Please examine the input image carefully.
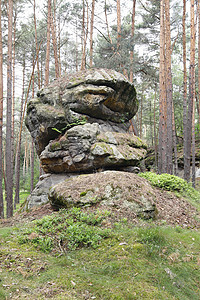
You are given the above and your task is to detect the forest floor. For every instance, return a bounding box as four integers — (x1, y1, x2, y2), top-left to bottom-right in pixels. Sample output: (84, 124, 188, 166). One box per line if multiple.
(0, 182, 200, 299)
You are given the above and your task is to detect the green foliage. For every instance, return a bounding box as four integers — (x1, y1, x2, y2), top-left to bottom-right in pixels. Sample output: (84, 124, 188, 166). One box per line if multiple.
(139, 172, 200, 210)
(18, 208, 111, 253)
(139, 172, 190, 192)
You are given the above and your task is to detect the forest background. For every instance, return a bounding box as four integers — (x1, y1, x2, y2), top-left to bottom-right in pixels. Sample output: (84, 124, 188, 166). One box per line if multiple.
(0, 0, 198, 218)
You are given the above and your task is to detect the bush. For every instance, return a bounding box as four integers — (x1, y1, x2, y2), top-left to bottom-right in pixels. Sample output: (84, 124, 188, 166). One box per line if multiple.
(139, 172, 189, 192)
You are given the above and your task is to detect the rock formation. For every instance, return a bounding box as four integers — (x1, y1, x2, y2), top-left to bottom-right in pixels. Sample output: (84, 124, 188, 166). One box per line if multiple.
(25, 68, 154, 218)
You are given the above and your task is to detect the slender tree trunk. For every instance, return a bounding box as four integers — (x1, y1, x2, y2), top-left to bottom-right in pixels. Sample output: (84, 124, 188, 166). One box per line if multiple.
(23, 140, 27, 178)
(184, 0, 196, 182)
(198, 0, 200, 136)
(75, 19, 78, 71)
(81, 0, 89, 70)
(31, 59, 35, 192)
(6, 0, 13, 218)
(45, 0, 51, 86)
(130, 0, 136, 83)
(154, 86, 158, 170)
(58, 14, 61, 75)
(192, 97, 196, 187)
(172, 102, 178, 175)
(165, 0, 173, 174)
(117, 0, 121, 51)
(158, 0, 167, 174)
(50, 0, 59, 78)
(89, 0, 95, 68)
(14, 54, 25, 207)
(0, 0, 4, 218)
(140, 91, 143, 138)
(30, 139, 34, 192)
(12, 11, 16, 172)
(33, 0, 40, 89)
(183, 0, 188, 181)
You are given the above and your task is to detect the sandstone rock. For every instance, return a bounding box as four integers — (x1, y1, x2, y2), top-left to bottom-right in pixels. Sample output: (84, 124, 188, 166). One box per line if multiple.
(25, 69, 138, 155)
(48, 171, 157, 219)
(24, 173, 75, 209)
(40, 123, 147, 173)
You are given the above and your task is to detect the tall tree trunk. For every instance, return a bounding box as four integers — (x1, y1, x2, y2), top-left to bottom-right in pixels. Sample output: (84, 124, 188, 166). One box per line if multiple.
(183, 0, 188, 181)
(154, 86, 158, 170)
(58, 14, 61, 75)
(184, 0, 196, 182)
(192, 96, 196, 187)
(165, 0, 173, 174)
(140, 91, 143, 138)
(30, 139, 34, 192)
(6, 0, 13, 218)
(33, 0, 40, 89)
(130, 0, 136, 83)
(12, 11, 16, 170)
(191, 0, 196, 187)
(116, 0, 121, 51)
(198, 0, 200, 136)
(0, 0, 4, 218)
(50, 0, 59, 78)
(172, 102, 178, 175)
(45, 0, 51, 86)
(158, 0, 167, 174)
(14, 54, 25, 207)
(89, 0, 95, 68)
(81, 0, 89, 70)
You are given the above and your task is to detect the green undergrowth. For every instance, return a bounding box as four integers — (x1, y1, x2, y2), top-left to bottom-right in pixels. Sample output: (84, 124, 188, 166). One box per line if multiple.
(18, 208, 111, 253)
(139, 172, 200, 210)
(0, 209, 200, 299)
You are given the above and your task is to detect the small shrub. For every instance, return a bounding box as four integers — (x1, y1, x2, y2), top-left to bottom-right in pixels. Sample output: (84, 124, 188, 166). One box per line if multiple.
(139, 172, 189, 192)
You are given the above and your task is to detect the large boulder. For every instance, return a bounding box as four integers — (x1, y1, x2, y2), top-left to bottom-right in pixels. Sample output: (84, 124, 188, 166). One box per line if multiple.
(49, 171, 157, 219)
(25, 69, 149, 212)
(25, 69, 138, 155)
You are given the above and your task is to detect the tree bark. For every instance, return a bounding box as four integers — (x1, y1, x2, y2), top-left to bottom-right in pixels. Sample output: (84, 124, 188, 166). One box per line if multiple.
(14, 54, 25, 207)
(0, 0, 4, 218)
(89, 0, 95, 68)
(183, 0, 188, 181)
(30, 139, 34, 192)
(165, 0, 173, 174)
(158, 0, 167, 174)
(45, 0, 51, 86)
(117, 0, 121, 51)
(6, 0, 13, 218)
(198, 0, 200, 136)
(184, 0, 196, 182)
(130, 0, 136, 83)
(81, 0, 89, 70)
(33, 0, 40, 89)
(50, 0, 59, 78)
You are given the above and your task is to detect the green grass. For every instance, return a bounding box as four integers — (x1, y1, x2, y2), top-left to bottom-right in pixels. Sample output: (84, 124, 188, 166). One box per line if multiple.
(0, 212, 200, 299)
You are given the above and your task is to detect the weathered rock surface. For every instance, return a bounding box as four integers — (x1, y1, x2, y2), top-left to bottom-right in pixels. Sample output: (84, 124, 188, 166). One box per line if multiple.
(49, 171, 157, 219)
(25, 69, 138, 155)
(24, 173, 75, 209)
(25, 69, 150, 213)
(40, 123, 147, 173)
